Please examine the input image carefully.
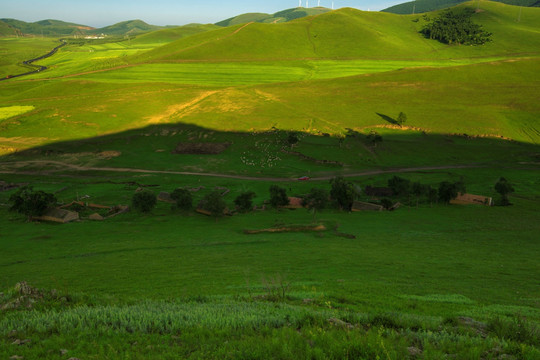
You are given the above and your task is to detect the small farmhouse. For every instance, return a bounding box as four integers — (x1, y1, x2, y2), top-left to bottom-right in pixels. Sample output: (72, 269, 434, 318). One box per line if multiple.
(351, 201, 383, 212)
(450, 193, 493, 206)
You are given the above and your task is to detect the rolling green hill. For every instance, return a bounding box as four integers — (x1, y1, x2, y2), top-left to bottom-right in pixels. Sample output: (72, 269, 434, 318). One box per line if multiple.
(0, 18, 167, 38)
(0, 20, 18, 37)
(89, 19, 163, 36)
(0, 1, 538, 148)
(136, 2, 540, 63)
(0, 18, 94, 36)
(383, 0, 540, 14)
(215, 7, 331, 26)
(0, 2, 539, 358)
(129, 24, 220, 45)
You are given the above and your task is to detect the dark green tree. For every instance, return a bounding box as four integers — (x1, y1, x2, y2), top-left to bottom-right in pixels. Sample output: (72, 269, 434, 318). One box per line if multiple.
(234, 191, 256, 213)
(132, 190, 157, 213)
(302, 188, 328, 220)
(171, 188, 193, 212)
(420, 8, 492, 45)
(380, 198, 394, 210)
(396, 112, 407, 127)
(269, 185, 289, 209)
(330, 176, 355, 211)
(367, 131, 383, 146)
(412, 182, 429, 207)
(9, 186, 57, 220)
(427, 186, 438, 207)
(438, 181, 465, 204)
(388, 176, 411, 197)
(286, 132, 299, 148)
(494, 177, 514, 206)
(202, 191, 227, 220)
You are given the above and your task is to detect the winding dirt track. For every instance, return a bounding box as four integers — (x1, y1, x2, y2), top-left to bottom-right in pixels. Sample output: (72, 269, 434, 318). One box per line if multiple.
(0, 160, 484, 182)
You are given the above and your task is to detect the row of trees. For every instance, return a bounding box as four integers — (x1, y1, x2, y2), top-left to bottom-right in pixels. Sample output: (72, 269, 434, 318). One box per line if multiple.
(7, 176, 515, 221)
(387, 175, 466, 206)
(386, 176, 515, 207)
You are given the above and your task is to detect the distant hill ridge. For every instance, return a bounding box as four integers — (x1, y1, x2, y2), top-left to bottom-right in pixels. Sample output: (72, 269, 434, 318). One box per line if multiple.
(0, 7, 331, 38)
(0, 18, 163, 37)
(0, 18, 95, 36)
(383, 0, 540, 14)
(215, 7, 332, 27)
(92, 20, 162, 36)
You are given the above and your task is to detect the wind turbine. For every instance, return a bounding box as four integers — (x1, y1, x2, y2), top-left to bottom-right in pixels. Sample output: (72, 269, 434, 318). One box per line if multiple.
(332, 1, 335, 10)
(306, 0, 309, 7)
(298, 0, 302, 7)
(318, 0, 321, 6)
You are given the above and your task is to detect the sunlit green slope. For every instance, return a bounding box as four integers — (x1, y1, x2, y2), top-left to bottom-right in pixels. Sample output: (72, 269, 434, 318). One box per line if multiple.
(130, 24, 221, 45)
(135, 2, 540, 63)
(0, 56, 537, 148)
(383, 0, 540, 14)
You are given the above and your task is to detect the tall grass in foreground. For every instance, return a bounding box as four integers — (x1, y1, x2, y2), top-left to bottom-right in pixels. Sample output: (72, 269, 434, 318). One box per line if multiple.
(1, 290, 539, 359)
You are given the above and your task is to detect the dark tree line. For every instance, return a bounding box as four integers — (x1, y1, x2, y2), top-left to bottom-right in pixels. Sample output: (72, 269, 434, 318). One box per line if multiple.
(7, 176, 515, 223)
(420, 8, 492, 45)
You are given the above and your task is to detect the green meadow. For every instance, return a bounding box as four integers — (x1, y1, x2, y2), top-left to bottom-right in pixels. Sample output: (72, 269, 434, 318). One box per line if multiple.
(0, 1, 539, 358)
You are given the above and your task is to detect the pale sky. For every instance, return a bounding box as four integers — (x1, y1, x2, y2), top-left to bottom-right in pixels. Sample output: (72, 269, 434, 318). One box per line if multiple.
(0, 0, 403, 27)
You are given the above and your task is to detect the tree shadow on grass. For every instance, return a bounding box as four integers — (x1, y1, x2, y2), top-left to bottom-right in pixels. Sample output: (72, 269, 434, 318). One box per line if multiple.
(376, 113, 398, 125)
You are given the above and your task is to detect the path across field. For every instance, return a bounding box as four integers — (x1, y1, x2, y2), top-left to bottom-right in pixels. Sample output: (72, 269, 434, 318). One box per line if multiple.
(0, 160, 485, 181)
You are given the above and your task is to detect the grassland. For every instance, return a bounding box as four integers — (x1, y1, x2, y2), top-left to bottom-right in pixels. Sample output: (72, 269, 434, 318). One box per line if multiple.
(0, 1, 539, 358)
(0, 37, 59, 78)
(0, 167, 539, 358)
(382, 0, 540, 14)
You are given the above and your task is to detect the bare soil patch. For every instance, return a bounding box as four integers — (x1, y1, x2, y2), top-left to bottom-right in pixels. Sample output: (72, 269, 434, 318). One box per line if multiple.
(244, 224, 326, 234)
(171, 142, 230, 155)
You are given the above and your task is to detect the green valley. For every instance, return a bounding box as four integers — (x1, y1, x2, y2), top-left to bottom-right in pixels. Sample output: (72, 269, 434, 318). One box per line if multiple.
(0, 1, 539, 358)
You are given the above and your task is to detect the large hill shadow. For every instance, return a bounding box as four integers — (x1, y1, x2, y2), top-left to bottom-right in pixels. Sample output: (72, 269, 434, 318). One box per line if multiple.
(1, 122, 538, 181)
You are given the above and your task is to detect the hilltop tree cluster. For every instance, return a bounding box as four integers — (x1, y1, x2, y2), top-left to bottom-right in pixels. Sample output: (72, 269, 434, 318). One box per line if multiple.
(420, 8, 492, 45)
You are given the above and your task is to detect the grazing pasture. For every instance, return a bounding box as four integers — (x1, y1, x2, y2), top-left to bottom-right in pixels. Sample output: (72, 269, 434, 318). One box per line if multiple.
(0, 1, 539, 358)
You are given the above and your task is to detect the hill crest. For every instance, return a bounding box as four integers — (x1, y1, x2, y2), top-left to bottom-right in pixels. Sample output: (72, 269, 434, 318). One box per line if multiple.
(383, 0, 540, 14)
(135, 2, 540, 63)
(215, 7, 331, 27)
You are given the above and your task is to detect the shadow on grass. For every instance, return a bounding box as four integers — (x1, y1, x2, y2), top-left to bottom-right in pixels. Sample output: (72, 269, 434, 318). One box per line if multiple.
(376, 113, 398, 125)
(0, 122, 538, 182)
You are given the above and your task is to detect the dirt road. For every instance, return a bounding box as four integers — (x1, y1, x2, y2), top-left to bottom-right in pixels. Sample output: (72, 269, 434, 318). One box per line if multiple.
(0, 160, 484, 182)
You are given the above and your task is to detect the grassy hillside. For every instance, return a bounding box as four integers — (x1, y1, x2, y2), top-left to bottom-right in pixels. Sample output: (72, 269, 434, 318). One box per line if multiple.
(0, 2, 539, 358)
(0, 18, 93, 36)
(5, 2, 539, 80)
(0, 37, 59, 78)
(0, 20, 17, 37)
(216, 7, 331, 26)
(0, 172, 538, 358)
(90, 19, 163, 36)
(383, 0, 540, 14)
(0, 18, 167, 38)
(0, 2, 537, 147)
(129, 24, 220, 45)
(0, 56, 537, 160)
(135, 2, 540, 63)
